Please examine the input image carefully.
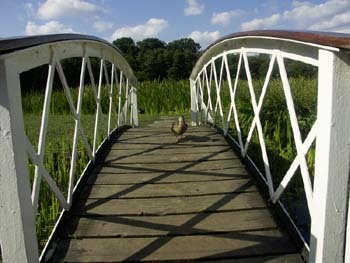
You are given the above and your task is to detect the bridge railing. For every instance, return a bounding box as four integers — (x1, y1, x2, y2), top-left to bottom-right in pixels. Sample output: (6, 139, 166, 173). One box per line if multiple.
(0, 34, 138, 262)
(190, 30, 350, 263)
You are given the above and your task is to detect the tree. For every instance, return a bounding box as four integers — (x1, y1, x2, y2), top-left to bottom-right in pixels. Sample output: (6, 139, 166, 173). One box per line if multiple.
(113, 37, 138, 71)
(112, 37, 202, 80)
(166, 38, 200, 79)
(136, 38, 167, 80)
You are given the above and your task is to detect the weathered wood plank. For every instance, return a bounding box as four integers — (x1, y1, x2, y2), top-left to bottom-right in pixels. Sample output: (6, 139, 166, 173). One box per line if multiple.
(117, 131, 223, 140)
(81, 179, 257, 199)
(73, 192, 266, 216)
(92, 160, 246, 175)
(86, 170, 249, 185)
(52, 229, 297, 262)
(109, 142, 230, 150)
(102, 145, 236, 156)
(203, 254, 303, 262)
(92, 164, 246, 175)
(101, 150, 238, 163)
(64, 209, 277, 237)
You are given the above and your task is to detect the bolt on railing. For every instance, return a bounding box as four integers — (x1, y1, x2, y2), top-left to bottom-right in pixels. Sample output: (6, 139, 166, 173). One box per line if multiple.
(0, 34, 138, 262)
(190, 30, 350, 263)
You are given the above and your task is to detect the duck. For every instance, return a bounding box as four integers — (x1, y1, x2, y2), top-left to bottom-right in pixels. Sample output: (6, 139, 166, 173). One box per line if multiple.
(171, 115, 188, 141)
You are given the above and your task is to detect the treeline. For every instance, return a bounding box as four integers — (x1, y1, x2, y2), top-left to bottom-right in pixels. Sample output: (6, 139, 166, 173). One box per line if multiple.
(113, 37, 200, 81)
(113, 37, 316, 81)
(20, 37, 317, 92)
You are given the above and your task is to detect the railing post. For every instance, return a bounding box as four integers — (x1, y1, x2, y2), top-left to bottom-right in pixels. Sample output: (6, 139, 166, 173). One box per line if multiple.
(0, 58, 39, 262)
(131, 87, 139, 127)
(190, 78, 197, 126)
(346, 195, 350, 263)
(310, 49, 350, 262)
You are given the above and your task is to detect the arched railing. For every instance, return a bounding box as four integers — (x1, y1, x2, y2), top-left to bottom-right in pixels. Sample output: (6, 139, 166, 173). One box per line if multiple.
(0, 34, 138, 262)
(190, 30, 350, 263)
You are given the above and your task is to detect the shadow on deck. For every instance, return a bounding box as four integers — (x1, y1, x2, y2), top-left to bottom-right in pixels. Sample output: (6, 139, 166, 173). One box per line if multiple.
(49, 117, 303, 262)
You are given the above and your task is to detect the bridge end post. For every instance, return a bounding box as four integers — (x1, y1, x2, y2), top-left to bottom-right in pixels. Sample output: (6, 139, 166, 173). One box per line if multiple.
(0, 58, 39, 262)
(131, 86, 139, 127)
(310, 49, 350, 263)
(190, 78, 197, 126)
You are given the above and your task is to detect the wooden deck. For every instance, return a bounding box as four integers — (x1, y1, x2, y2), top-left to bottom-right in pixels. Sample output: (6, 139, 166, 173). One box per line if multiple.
(50, 117, 303, 262)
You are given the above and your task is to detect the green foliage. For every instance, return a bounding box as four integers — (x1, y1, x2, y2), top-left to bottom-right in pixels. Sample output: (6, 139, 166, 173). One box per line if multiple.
(21, 85, 110, 115)
(113, 37, 201, 81)
(138, 80, 190, 114)
(113, 37, 138, 70)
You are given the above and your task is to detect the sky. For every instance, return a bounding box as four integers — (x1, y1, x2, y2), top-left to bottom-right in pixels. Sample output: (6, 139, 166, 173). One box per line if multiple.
(0, 0, 349, 48)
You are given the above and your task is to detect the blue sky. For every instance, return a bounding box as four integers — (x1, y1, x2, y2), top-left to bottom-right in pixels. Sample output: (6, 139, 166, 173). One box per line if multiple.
(0, 0, 349, 48)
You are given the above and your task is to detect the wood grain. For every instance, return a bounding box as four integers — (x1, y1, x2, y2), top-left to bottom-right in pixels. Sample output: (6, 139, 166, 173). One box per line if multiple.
(51, 119, 302, 262)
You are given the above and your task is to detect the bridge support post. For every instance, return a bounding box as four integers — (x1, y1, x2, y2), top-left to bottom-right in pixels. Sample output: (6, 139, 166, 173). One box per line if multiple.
(131, 86, 139, 127)
(310, 49, 350, 263)
(190, 78, 197, 126)
(0, 59, 39, 262)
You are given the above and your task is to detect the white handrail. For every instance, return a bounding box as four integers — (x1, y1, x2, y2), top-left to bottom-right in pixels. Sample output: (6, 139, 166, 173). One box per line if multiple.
(0, 34, 138, 262)
(190, 30, 350, 263)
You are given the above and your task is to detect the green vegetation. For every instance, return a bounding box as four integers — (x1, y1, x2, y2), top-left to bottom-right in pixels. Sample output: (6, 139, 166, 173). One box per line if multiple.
(113, 38, 200, 81)
(138, 80, 190, 114)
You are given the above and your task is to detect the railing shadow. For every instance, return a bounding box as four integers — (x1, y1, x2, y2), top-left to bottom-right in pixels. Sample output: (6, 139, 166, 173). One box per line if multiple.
(48, 124, 300, 262)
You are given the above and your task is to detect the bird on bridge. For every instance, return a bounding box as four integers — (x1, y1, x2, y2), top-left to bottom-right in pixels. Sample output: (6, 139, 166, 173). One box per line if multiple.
(171, 115, 188, 141)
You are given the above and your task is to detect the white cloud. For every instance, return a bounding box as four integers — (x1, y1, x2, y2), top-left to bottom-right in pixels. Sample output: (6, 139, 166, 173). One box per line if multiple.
(184, 0, 204, 16)
(240, 0, 350, 33)
(241, 14, 281, 31)
(93, 20, 113, 32)
(284, 0, 346, 22)
(189, 31, 220, 49)
(111, 18, 168, 41)
(211, 10, 243, 26)
(37, 0, 101, 20)
(309, 11, 350, 32)
(25, 21, 76, 35)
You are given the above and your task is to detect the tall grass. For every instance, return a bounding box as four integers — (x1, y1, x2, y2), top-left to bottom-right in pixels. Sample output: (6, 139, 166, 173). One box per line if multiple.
(22, 85, 111, 115)
(138, 80, 190, 114)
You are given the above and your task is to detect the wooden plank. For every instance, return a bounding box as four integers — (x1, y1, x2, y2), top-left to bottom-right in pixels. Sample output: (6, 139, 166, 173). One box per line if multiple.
(116, 136, 227, 145)
(92, 164, 246, 175)
(109, 142, 230, 150)
(204, 254, 303, 262)
(118, 131, 223, 140)
(86, 170, 249, 185)
(101, 150, 238, 163)
(52, 229, 296, 262)
(104, 145, 234, 155)
(64, 209, 277, 237)
(73, 192, 266, 216)
(92, 159, 246, 175)
(81, 179, 257, 199)
(116, 134, 228, 143)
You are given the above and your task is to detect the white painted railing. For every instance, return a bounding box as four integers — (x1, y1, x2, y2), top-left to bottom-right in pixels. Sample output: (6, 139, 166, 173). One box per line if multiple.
(190, 30, 350, 263)
(0, 34, 138, 262)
